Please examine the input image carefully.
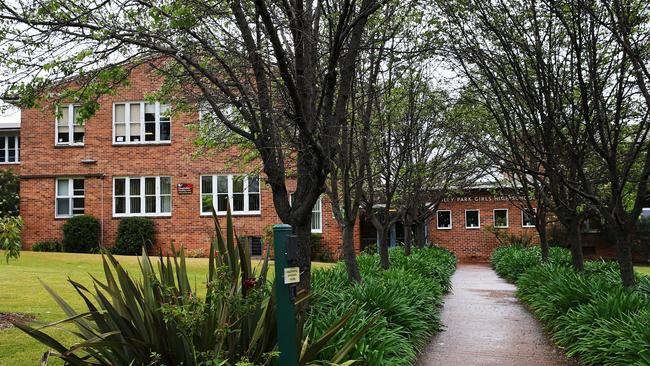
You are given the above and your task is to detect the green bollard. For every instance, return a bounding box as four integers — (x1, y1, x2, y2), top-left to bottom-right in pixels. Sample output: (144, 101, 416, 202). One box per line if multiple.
(273, 224, 299, 366)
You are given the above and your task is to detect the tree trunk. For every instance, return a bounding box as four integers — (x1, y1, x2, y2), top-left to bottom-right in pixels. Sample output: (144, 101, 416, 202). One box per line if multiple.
(415, 221, 426, 248)
(566, 220, 584, 272)
(615, 232, 635, 288)
(295, 221, 313, 292)
(378, 228, 390, 270)
(342, 224, 362, 283)
(404, 218, 413, 256)
(539, 227, 549, 262)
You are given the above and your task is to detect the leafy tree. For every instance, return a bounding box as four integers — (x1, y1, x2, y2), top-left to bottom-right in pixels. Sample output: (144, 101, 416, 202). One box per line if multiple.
(0, 0, 386, 290)
(0, 169, 19, 217)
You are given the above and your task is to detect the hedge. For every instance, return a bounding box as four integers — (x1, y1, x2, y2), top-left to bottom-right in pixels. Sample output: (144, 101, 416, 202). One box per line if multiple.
(306, 246, 457, 366)
(491, 245, 650, 365)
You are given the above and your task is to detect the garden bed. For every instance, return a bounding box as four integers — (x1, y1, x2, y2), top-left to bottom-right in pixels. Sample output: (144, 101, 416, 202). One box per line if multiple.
(491, 246, 650, 365)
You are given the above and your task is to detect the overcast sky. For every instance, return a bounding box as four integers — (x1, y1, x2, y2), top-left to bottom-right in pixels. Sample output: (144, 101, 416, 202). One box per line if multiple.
(0, 101, 20, 125)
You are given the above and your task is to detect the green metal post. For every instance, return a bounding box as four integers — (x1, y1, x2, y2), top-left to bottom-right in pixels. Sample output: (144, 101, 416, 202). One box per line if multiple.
(273, 224, 299, 366)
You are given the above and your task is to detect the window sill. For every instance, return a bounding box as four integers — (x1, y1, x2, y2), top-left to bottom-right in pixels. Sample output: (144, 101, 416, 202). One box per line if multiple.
(522, 225, 536, 228)
(200, 212, 261, 217)
(112, 141, 172, 146)
(493, 226, 509, 229)
(465, 226, 481, 229)
(54, 144, 85, 148)
(113, 214, 172, 219)
(437, 227, 452, 230)
(0, 162, 20, 165)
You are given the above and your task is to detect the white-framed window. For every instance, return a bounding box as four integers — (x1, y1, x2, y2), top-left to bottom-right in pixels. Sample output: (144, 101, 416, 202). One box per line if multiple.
(522, 208, 536, 227)
(0, 134, 19, 163)
(289, 194, 323, 233)
(465, 209, 480, 229)
(113, 176, 172, 217)
(200, 175, 260, 215)
(113, 102, 171, 144)
(437, 210, 452, 229)
(56, 178, 85, 218)
(493, 209, 509, 228)
(55, 104, 85, 145)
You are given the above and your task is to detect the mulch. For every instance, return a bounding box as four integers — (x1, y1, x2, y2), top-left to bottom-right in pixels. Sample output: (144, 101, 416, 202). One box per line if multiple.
(0, 312, 35, 330)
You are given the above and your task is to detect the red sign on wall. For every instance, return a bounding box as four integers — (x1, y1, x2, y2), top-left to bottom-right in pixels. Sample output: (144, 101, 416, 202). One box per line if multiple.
(177, 183, 193, 195)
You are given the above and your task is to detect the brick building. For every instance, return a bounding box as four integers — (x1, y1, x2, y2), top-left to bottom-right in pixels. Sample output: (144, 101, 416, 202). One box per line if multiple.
(15, 63, 359, 258)
(14, 62, 644, 262)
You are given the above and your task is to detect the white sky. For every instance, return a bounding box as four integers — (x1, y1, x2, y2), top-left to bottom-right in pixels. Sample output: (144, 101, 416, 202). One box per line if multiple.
(0, 101, 20, 125)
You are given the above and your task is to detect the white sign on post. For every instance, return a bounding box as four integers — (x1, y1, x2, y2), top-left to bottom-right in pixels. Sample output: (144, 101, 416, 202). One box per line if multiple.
(284, 267, 300, 284)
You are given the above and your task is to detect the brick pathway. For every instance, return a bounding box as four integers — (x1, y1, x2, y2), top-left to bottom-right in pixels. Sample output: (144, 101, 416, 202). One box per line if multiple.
(418, 264, 574, 366)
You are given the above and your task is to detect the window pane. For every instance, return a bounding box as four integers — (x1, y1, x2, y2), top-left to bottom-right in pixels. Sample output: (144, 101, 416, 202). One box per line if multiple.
(466, 211, 479, 228)
(115, 123, 126, 142)
(217, 176, 228, 193)
(72, 198, 85, 214)
(248, 193, 260, 211)
(248, 176, 259, 193)
(130, 178, 141, 195)
(145, 196, 156, 213)
(73, 179, 84, 194)
(115, 104, 125, 122)
(312, 212, 321, 231)
(57, 179, 69, 197)
(144, 103, 155, 121)
(217, 194, 228, 212)
(161, 196, 171, 213)
(438, 211, 451, 228)
(130, 197, 141, 213)
(523, 210, 535, 226)
(130, 122, 141, 141)
(233, 193, 244, 211)
(233, 176, 244, 193)
(8, 149, 15, 161)
(145, 177, 156, 195)
(73, 124, 84, 143)
(202, 195, 213, 213)
(160, 122, 170, 141)
(130, 103, 141, 123)
(115, 179, 126, 196)
(115, 197, 126, 214)
(59, 106, 69, 126)
(58, 126, 70, 143)
(160, 177, 171, 194)
(494, 210, 508, 227)
(201, 176, 213, 194)
(57, 198, 70, 216)
(144, 121, 156, 141)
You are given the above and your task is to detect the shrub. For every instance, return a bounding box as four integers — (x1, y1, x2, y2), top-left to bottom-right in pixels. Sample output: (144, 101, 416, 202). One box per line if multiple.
(307, 247, 456, 366)
(490, 245, 571, 283)
(32, 240, 62, 252)
(510, 258, 650, 365)
(61, 215, 100, 253)
(0, 169, 19, 217)
(0, 215, 23, 262)
(113, 217, 155, 255)
(13, 210, 368, 365)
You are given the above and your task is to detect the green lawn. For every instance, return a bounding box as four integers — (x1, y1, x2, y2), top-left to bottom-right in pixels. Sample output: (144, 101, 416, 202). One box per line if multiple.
(0, 251, 331, 366)
(637, 266, 650, 276)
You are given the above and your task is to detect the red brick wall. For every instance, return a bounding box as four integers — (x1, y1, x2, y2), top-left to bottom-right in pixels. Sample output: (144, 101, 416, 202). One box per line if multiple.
(19, 63, 357, 259)
(428, 192, 538, 262)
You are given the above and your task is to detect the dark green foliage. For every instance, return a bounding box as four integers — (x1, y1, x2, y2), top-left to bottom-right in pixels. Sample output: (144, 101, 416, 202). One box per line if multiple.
(13, 210, 368, 365)
(0, 169, 19, 217)
(61, 215, 100, 253)
(307, 247, 457, 366)
(113, 217, 155, 255)
(491, 245, 571, 282)
(496, 246, 650, 365)
(31, 240, 62, 252)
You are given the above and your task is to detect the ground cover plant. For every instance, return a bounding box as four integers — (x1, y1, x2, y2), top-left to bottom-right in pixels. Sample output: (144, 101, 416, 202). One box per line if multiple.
(491, 245, 650, 365)
(306, 246, 457, 366)
(10, 212, 363, 366)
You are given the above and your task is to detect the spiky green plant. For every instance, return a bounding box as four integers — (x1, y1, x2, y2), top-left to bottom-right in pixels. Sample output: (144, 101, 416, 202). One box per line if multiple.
(13, 209, 366, 365)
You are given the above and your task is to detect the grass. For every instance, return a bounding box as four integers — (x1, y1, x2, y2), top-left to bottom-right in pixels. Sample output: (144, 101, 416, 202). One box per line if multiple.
(637, 266, 650, 276)
(0, 251, 332, 366)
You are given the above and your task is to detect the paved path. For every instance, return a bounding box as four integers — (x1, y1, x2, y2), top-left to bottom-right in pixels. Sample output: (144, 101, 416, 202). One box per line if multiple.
(418, 264, 574, 366)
